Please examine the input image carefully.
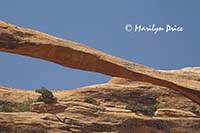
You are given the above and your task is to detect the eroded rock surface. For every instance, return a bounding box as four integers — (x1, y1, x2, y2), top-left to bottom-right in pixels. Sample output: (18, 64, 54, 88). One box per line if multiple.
(29, 102, 67, 114)
(0, 73, 200, 132)
(155, 108, 198, 118)
(0, 21, 200, 104)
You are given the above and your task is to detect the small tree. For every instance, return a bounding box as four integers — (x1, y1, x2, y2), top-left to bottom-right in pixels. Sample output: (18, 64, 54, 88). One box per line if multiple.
(35, 87, 57, 104)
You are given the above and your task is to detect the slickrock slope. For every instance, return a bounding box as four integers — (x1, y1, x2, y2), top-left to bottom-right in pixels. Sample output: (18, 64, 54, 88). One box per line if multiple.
(0, 21, 200, 104)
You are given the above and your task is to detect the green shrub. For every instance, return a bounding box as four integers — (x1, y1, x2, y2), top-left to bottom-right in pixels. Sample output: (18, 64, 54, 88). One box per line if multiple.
(0, 98, 37, 112)
(35, 87, 57, 104)
(0, 105, 13, 112)
(126, 103, 158, 116)
(84, 97, 97, 105)
(16, 98, 37, 112)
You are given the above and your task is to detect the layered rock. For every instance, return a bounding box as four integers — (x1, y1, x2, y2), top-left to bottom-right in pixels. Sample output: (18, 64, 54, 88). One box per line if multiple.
(29, 102, 67, 114)
(0, 81, 200, 133)
(0, 21, 200, 104)
(154, 108, 197, 117)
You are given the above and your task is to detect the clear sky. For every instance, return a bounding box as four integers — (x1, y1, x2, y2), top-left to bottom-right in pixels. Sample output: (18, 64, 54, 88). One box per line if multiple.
(0, 1, 199, 90)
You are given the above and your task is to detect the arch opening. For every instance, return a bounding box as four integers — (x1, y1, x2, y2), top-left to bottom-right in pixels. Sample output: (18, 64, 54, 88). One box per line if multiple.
(0, 52, 111, 90)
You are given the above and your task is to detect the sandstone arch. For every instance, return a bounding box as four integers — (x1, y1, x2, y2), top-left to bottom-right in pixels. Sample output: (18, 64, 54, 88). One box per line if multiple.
(0, 21, 200, 105)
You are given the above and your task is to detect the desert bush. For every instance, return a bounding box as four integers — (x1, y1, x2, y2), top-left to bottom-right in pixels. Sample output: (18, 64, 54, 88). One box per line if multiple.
(35, 87, 57, 104)
(125, 103, 158, 116)
(0, 105, 13, 112)
(84, 97, 97, 105)
(0, 98, 37, 112)
(16, 98, 37, 112)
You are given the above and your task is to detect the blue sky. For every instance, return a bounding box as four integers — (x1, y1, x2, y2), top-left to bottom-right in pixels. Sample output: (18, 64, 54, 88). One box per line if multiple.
(0, 1, 199, 90)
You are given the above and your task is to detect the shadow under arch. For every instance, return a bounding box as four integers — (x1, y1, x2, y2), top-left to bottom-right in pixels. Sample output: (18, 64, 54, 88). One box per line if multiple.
(0, 52, 111, 90)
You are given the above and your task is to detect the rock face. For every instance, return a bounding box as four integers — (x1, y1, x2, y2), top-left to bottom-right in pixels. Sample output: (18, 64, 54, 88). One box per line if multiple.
(29, 102, 67, 113)
(0, 21, 200, 105)
(0, 79, 200, 133)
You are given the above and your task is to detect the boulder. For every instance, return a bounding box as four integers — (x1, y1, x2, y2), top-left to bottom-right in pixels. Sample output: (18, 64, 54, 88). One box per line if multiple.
(29, 102, 67, 113)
